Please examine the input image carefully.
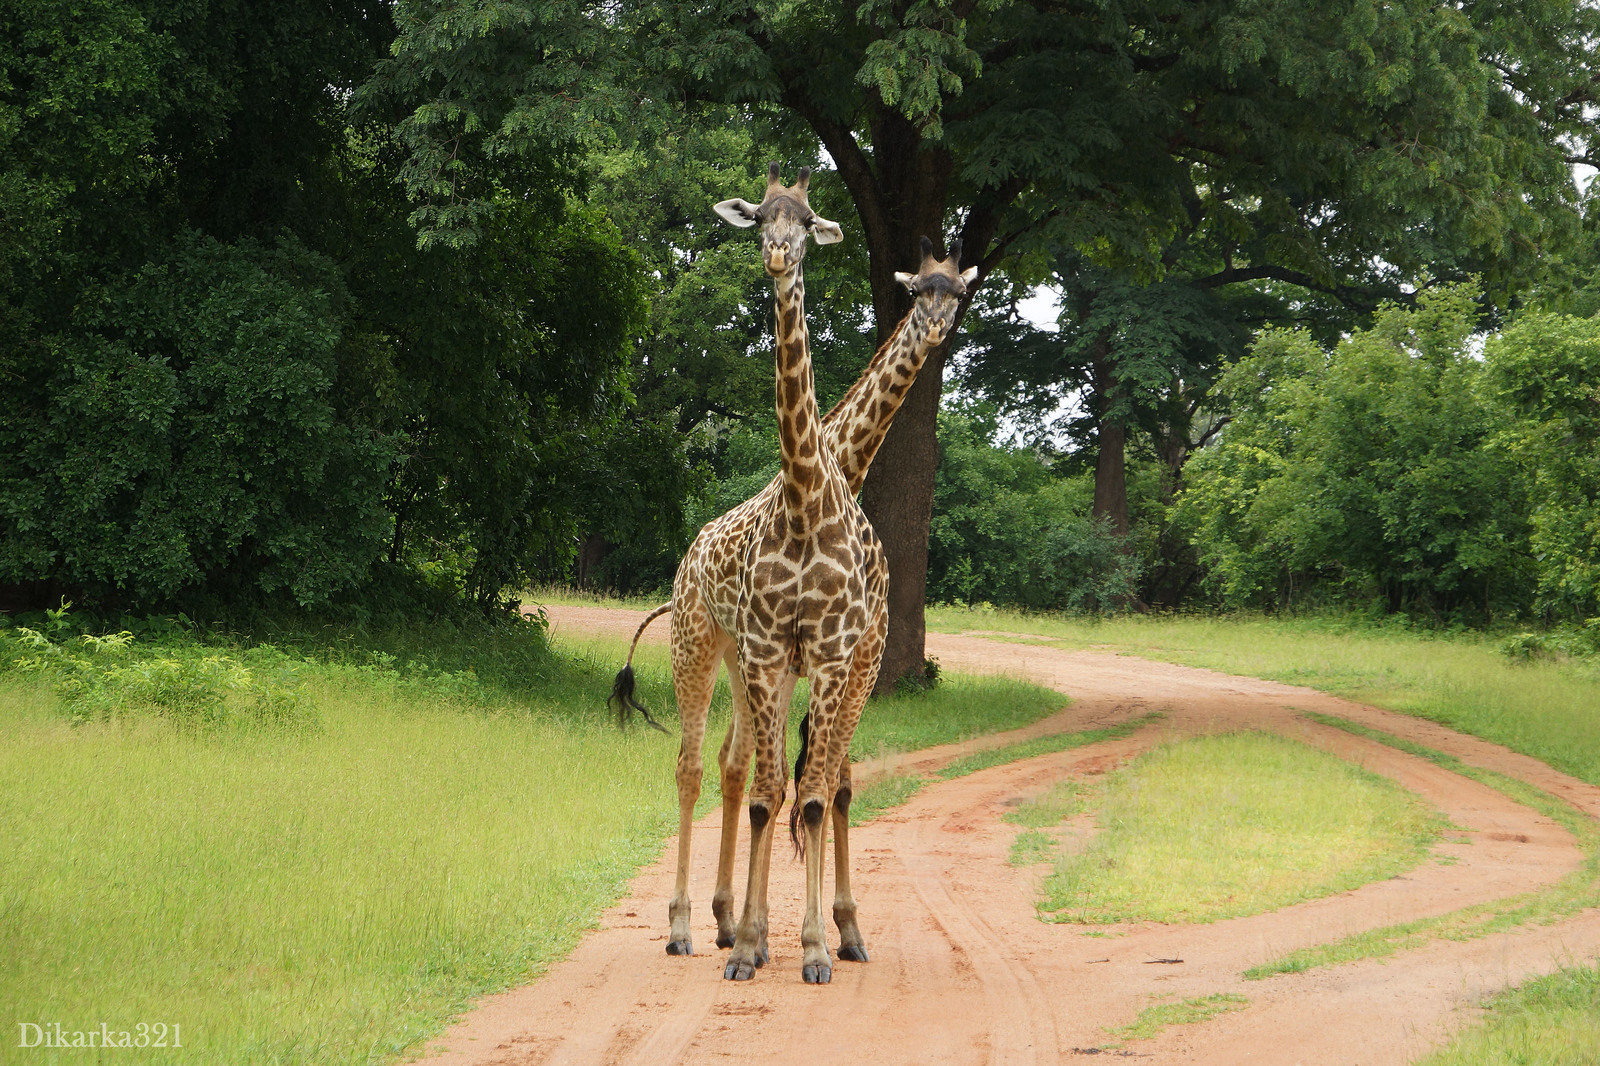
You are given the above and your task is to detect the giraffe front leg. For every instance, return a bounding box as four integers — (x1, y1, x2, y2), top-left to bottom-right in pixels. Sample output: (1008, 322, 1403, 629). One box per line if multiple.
(831, 765, 868, 963)
(665, 618, 725, 958)
(725, 795, 777, 980)
(725, 665, 791, 980)
(799, 792, 832, 983)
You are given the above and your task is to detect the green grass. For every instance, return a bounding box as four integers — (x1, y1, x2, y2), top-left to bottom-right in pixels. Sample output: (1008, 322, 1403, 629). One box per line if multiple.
(1417, 964, 1600, 1066)
(1034, 732, 1445, 924)
(1107, 993, 1249, 1042)
(1244, 714, 1600, 981)
(925, 607, 1600, 788)
(0, 664, 677, 1065)
(848, 774, 926, 826)
(937, 713, 1162, 780)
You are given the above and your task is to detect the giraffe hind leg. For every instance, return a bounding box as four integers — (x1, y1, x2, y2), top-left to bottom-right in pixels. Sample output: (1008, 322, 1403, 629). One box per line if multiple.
(795, 659, 858, 984)
(666, 598, 728, 957)
(832, 593, 884, 964)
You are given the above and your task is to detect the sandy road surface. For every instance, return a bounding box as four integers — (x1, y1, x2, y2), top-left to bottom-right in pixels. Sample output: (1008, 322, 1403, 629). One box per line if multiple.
(420, 605, 1600, 1065)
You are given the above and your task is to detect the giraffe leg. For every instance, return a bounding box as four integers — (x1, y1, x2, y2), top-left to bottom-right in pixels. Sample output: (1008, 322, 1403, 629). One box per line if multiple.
(666, 601, 728, 957)
(725, 664, 794, 981)
(831, 762, 868, 962)
(713, 647, 754, 949)
(796, 660, 855, 984)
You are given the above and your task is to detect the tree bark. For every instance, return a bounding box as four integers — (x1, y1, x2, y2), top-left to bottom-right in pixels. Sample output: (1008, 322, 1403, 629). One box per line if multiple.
(1090, 345, 1130, 538)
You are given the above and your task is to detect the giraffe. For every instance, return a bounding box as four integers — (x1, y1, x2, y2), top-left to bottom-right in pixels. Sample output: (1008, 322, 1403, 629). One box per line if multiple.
(609, 175, 975, 980)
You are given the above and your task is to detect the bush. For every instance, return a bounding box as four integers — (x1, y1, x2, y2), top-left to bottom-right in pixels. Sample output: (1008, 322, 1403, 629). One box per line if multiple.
(928, 407, 1140, 610)
(1, 608, 312, 730)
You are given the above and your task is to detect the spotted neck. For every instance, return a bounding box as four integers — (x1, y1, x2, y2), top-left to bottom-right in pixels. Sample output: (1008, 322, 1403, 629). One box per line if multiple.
(821, 300, 941, 495)
(771, 265, 826, 526)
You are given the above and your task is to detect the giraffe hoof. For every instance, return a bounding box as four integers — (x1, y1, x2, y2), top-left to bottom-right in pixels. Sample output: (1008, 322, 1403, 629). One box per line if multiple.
(665, 939, 693, 956)
(724, 960, 756, 981)
(837, 944, 869, 962)
(715, 932, 736, 949)
(802, 963, 832, 984)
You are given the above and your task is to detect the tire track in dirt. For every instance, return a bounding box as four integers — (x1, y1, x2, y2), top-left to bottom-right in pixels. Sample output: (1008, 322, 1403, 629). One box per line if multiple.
(417, 605, 1600, 1065)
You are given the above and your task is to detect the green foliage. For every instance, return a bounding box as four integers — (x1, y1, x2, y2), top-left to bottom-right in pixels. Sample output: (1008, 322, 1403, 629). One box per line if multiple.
(1483, 312, 1600, 619)
(928, 406, 1141, 610)
(1182, 284, 1532, 617)
(2, 233, 397, 606)
(0, 609, 310, 730)
(0, 1, 654, 614)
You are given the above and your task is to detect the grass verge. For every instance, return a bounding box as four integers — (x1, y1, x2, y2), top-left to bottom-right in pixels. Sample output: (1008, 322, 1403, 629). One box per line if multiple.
(1033, 732, 1445, 925)
(1107, 993, 1250, 1043)
(925, 607, 1600, 788)
(937, 713, 1162, 780)
(1416, 964, 1600, 1065)
(1242, 714, 1600, 981)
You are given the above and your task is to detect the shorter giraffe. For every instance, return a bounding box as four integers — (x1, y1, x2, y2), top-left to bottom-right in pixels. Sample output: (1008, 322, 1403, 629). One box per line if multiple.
(612, 232, 975, 976)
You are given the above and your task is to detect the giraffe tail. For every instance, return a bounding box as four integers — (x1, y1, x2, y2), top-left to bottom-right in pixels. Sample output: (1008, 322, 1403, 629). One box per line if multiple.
(608, 602, 673, 734)
(788, 710, 812, 857)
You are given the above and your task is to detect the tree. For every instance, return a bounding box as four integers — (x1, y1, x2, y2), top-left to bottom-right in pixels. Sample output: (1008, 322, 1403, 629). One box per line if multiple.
(1484, 312, 1600, 620)
(378, 0, 1596, 684)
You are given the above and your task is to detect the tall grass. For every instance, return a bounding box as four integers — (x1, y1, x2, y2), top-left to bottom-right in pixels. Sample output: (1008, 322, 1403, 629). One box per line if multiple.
(0, 677, 676, 1065)
(927, 608, 1600, 786)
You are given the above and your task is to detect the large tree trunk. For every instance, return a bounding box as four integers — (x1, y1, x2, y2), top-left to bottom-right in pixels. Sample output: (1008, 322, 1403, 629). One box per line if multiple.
(1090, 346, 1130, 537)
(859, 341, 947, 693)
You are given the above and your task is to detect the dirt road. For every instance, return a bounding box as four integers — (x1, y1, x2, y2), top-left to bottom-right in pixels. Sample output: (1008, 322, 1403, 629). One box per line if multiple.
(423, 605, 1600, 1065)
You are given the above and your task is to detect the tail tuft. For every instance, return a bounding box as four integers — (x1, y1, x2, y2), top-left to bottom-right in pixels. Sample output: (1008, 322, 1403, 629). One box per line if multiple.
(789, 711, 812, 857)
(609, 664, 669, 734)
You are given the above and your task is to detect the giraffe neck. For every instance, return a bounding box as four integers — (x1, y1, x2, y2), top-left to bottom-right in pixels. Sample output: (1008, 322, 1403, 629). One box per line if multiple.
(822, 300, 939, 495)
(771, 265, 826, 524)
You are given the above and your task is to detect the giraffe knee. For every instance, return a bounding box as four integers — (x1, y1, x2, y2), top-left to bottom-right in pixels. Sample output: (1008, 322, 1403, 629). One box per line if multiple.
(834, 785, 852, 815)
(802, 799, 825, 829)
(749, 803, 771, 832)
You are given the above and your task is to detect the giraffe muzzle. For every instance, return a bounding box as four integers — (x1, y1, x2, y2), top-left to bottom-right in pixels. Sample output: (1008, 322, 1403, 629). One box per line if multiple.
(765, 242, 791, 273)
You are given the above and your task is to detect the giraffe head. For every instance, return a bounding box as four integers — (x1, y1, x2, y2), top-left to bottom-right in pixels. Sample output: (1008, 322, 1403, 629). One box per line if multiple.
(895, 236, 980, 346)
(713, 162, 844, 276)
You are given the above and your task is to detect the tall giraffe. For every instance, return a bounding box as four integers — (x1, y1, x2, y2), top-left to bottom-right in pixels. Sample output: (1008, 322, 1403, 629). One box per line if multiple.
(610, 226, 974, 974)
(621, 162, 877, 984)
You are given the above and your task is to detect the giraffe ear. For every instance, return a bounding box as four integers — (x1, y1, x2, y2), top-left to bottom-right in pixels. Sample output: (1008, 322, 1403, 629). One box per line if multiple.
(960, 265, 980, 286)
(808, 215, 844, 245)
(713, 198, 761, 227)
(894, 271, 918, 292)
